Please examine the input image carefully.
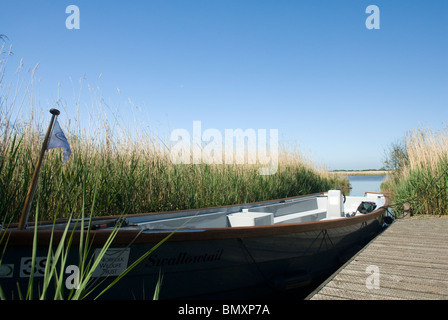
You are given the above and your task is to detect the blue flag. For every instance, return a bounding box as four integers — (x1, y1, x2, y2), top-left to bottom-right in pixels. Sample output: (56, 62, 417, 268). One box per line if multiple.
(47, 119, 71, 164)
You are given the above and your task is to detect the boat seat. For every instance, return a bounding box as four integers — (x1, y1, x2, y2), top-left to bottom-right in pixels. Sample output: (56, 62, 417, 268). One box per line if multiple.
(273, 209, 326, 224)
(139, 212, 228, 229)
(227, 210, 274, 227)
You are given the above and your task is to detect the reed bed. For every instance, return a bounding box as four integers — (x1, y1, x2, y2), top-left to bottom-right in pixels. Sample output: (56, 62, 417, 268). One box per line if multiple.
(0, 125, 348, 222)
(0, 50, 348, 223)
(381, 126, 448, 216)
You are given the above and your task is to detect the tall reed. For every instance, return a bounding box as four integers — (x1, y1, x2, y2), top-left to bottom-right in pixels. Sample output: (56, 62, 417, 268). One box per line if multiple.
(0, 46, 348, 223)
(381, 126, 448, 216)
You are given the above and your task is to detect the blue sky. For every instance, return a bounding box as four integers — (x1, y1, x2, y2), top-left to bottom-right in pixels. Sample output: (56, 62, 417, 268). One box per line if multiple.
(1, 0, 447, 170)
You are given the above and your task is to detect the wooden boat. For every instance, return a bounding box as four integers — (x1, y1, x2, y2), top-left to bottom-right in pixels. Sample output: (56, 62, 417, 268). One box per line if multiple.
(0, 190, 389, 299)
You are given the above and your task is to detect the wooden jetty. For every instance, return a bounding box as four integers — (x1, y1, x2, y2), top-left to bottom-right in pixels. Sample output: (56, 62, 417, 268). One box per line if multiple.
(308, 216, 448, 300)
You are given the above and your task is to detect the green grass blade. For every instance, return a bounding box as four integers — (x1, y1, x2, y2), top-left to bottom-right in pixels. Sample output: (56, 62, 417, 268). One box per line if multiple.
(25, 202, 40, 300)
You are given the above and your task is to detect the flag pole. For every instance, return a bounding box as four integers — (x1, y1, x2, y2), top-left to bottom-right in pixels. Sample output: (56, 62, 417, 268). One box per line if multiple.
(18, 108, 60, 230)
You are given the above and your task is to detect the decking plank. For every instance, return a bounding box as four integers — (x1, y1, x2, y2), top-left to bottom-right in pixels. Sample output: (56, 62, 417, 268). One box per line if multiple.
(308, 216, 448, 300)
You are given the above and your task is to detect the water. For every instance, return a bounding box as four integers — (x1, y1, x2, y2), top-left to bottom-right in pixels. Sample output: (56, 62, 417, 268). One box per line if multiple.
(348, 175, 387, 196)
